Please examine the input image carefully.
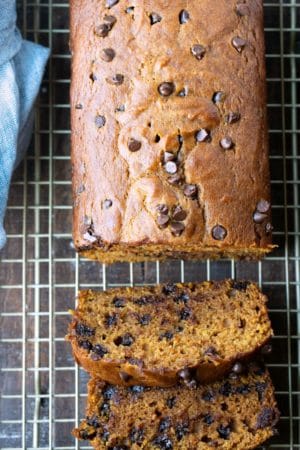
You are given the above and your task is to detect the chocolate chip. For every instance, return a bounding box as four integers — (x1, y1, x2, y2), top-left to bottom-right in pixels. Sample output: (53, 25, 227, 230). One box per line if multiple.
(120, 371, 132, 383)
(104, 14, 117, 26)
(212, 91, 226, 103)
(172, 206, 187, 221)
(165, 161, 178, 174)
(105, 313, 117, 327)
(128, 138, 142, 152)
(178, 88, 187, 97)
(126, 7, 134, 13)
(203, 414, 214, 425)
(202, 390, 214, 401)
(158, 82, 175, 97)
(220, 137, 234, 150)
(152, 435, 173, 450)
(225, 111, 241, 124)
(178, 368, 192, 381)
(204, 346, 219, 359)
(173, 291, 190, 303)
(156, 204, 169, 215)
(261, 343, 273, 355)
(112, 297, 126, 307)
(150, 12, 162, 25)
(256, 408, 277, 429)
(114, 333, 135, 346)
(256, 199, 271, 213)
(168, 174, 182, 185)
(191, 44, 206, 60)
(175, 422, 189, 441)
(232, 36, 246, 52)
(164, 152, 176, 163)
(78, 340, 93, 351)
(92, 344, 109, 358)
(75, 103, 83, 109)
(86, 414, 100, 428)
(219, 381, 232, 397)
(103, 385, 117, 400)
(212, 225, 227, 241)
(170, 221, 185, 236)
(100, 401, 110, 417)
(75, 322, 95, 337)
(159, 330, 174, 341)
(90, 72, 97, 82)
(166, 396, 176, 408)
(217, 424, 231, 439)
(255, 382, 267, 401)
(183, 184, 198, 199)
(253, 211, 268, 224)
(139, 314, 151, 325)
(130, 427, 145, 444)
(157, 214, 170, 229)
(162, 283, 176, 294)
(236, 4, 249, 16)
(232, 280, 249, 291)
(179, 307, 191, 321)
(179, 9, 190, 24)
(265, 222, 273, 234)
(232, 362, 244, 374)
(103, 199, 112, 209)
(101, 430, 110, 442)
(235, 383, 250, 395)
(79, 429, 97, 440)
(94, 23, 111, 37)
(129, 385, 145, 395)
(106, 0, 119, 8)
(101, 48, 116, 62)
(116, 104, 125, 112)
(195, 128, 210, 143)
(107, 73, 124, 85)
(95, 115, 106, 128)
(159, 417, 171, 433)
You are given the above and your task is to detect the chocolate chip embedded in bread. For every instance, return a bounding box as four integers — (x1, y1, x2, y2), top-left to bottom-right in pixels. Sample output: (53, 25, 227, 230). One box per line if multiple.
(95, 115, 106, 128)
(256, 407, 278, 429)
(195, 128, 210, 143)
(106, 73, 124, 85)
(253, 211, 268, 224)
(75, 322, 95, 337)
(104, 14, 117, 26)
(236, 4, 249, 16)
(225, 112, 241, 124)
(78, 339, 93, 351)
(75, 103, 83, 109)
(217, 424, 232, 439)
(170, 221, 185, 236)
(178, 87, 187, 97)
(103, 199, 112, 209)
(232, 36, 246, 52)
(157, 214, 170, 229)
(220, 137, 234, 150)
(106, 0, 119, 8)
(156, 204, 169, 215)
(128, 138, 142, 152)
(256, 199, 271, 213)
(179, 9, 190, 24)
(232, 362, 244, 374)
(129, 426, 145, 444)
(184, 184, 198, 199)
(94, 23, 111, 37)
(168, 174, 182, 185)
(150, 12, 162, 25)
(158, 82, 175, 97)
(158, 417, 171, 432)
(112, 297, 126, 307)
(91, 344, 109, 359)
(152, 435, 173, 450)
(265, 222, 273, 234)
(164, 152, 176, 163)
(100, 48, 116, 62)
(172, 206, 187, 221)
(212, 225, 227, 241)
(212, 91, 226, 104)
(126, 6, 134, 13)
(114, 333, 135, 346)
(165, 161, 178, 174)
(191, 44, 206, 60)
(203, 414, 214, 425)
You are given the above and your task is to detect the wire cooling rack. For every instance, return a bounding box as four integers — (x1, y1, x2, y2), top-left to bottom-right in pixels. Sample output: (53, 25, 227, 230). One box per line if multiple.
(0, 1, 299, 449)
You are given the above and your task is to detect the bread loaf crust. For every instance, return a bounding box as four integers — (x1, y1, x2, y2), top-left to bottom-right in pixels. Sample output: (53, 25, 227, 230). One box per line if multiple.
(70, 0, 273, 263)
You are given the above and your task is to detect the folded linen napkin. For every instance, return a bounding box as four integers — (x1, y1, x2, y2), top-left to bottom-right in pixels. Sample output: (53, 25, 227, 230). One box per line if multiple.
(0, 0, 49, 249)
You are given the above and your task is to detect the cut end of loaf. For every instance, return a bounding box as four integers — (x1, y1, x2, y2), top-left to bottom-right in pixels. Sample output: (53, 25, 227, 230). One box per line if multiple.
(73, 363, 279, 450)
(67, 280, 273, 386)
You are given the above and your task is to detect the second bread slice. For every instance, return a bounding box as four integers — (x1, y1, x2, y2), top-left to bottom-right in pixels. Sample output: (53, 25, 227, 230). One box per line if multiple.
(67, 280, 272, 387)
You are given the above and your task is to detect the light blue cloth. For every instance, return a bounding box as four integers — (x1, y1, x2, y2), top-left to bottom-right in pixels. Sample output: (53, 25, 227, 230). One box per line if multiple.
(0, 0, 49, 249)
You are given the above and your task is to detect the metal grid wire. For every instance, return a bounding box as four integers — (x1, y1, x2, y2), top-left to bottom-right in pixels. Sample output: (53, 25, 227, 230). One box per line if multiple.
(0, 0, 299, 448)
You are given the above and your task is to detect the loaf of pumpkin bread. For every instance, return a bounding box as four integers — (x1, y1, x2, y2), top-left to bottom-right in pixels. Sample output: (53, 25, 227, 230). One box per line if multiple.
(67, 280, 272, 387)
(70, 0, 274, 263)
(74, 362, 279, 449)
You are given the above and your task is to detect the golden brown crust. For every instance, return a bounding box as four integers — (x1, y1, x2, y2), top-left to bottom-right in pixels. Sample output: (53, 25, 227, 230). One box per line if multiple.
(66, 280, 273, 387)
(70, 0, 273, 263)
